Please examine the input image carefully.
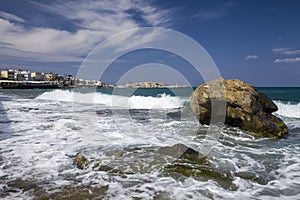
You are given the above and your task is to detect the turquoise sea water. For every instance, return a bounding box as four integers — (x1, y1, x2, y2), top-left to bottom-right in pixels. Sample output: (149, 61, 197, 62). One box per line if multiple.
(257, 87, 300, 102)
(1, 87, 299, 100)
(0, 87, 299, 199)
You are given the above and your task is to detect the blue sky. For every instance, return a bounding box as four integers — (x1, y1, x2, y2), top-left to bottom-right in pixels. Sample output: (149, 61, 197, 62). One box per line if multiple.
(0, 0, 299, 86)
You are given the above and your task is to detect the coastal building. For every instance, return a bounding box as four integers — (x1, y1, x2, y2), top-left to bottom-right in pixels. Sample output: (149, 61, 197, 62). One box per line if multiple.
(74, 78, 103, 87)
(124, 82, 168, 88)
(45, 73, 55, 81)
(30, 72, 46, 81)
(0, 68, 110, 89)
(1, 70, 15, 80)
(1, 69, 31, 81)
(44, 73, 64, 82)
(15, 70, 31, 81)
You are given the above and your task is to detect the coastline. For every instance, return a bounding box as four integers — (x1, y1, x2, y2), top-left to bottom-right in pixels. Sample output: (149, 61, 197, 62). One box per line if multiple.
(0, 80, 62, 89)
(0, 80, 189, 89)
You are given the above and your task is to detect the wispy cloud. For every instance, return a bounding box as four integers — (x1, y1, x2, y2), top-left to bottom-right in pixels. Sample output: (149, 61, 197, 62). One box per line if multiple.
(0, 0, 171, 63)
(192, 1, 233, 20)
(272, 47, 300, 64)
(31, 0, 170, 29)
(245, 55, 258, 61)
(192, 9, 227, 20)
(272, 48, 300, 56)
(274, 57, 300, 64)
(0, 11, 26, 23)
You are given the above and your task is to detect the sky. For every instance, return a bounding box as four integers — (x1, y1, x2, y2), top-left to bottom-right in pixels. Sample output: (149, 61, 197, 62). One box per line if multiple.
(0, 0, 300, 86)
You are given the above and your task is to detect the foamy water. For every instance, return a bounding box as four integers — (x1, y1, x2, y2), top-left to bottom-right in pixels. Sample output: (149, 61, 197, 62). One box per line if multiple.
(36, 90, 185, 109)
(275, 100, 300, 118)
(0, 89, 299, 199)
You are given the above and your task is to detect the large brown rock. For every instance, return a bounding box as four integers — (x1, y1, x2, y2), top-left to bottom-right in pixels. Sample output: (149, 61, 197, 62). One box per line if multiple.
(190, 78, 288, 138)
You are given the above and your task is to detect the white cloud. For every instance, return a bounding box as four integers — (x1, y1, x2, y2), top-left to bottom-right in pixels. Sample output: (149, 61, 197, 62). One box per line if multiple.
(142, 6, 171, 26)
(0, 45, 83, 62)
(0, 11, 25, 23)
(0, 0, 170, 63)
(32, 0, 169, 29)
(245, 55, 258, 61)
(274, 57, 300, 64)
(272, 48, 300, 56)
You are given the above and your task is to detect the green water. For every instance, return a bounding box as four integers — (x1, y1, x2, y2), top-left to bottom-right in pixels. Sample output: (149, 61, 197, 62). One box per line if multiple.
(257, 87, 300, 102)
(1, 87, 300, 102)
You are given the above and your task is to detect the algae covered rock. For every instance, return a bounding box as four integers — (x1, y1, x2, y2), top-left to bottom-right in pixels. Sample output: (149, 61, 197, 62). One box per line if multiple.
(73, 152, 133, 174)
(74, 153, 90, 169)
(73, 144, 235, 189)
(190, 78, 288, 138)
(157, 143, 203, 162)
(159, 144, 235, 189)
(73, 144, 205, 174)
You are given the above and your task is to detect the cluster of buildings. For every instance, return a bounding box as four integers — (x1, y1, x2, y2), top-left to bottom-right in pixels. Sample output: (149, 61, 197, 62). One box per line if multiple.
(0, 69, 186, 89)
(116, 82, 188, 88)
(0, 69, 109, 89)
(117, 82, 168, 88)
(0, 69, 65, 82)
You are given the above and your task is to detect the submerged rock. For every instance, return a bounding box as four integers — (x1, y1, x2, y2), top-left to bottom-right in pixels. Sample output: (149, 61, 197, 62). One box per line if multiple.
(159, 144, 235, 189)
(74, 152, 133, 174)
(74, 144, 235, 189)
(74, 144, 206, 173)
(74, 153, 90, 169)
(190, 78, 288, 138)
(158, 143, 202, 161)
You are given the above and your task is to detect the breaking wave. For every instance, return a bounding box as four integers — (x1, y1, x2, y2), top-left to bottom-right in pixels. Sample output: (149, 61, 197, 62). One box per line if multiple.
(274, 101, 300, 118)
(36, 90, 185, 109)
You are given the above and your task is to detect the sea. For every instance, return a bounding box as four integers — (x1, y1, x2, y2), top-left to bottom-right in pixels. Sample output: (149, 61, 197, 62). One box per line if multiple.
(0, 87, 299, 199)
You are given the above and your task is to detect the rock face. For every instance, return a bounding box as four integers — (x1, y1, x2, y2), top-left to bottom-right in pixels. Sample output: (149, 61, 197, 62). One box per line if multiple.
(190, 78, 288, 138)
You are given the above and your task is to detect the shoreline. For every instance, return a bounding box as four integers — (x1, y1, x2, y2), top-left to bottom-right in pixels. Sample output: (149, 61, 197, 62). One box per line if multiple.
(0, 80, 62, 89)
(0, 80, 189, 89)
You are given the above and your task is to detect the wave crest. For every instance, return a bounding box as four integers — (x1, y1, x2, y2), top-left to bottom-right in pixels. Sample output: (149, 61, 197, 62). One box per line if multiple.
(274, 101, 300, 118)
(36, 90, 185, 109)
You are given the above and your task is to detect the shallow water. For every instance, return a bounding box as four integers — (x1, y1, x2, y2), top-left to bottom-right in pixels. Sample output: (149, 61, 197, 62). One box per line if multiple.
(0, 88, 299, 199)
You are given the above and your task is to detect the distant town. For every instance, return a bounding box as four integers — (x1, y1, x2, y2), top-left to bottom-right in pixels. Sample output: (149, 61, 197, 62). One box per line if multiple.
(0, 69, 188, 89)
(0, 69, 112, 89)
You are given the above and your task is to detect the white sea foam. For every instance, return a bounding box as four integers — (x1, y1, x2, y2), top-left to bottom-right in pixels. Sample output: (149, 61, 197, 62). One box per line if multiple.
(1, 91, 300, 199)
(36, 90, 185, 109)
(274, 101, 300, 118)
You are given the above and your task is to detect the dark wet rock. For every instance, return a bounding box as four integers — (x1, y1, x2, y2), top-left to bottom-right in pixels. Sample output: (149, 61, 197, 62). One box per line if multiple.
(73, 144, 207, 173)
(3, 178, 108, 200)
(74, 153, 90, 169)
(73, 144, 236, 189)
(44, 185, 109, 200)
(159, 144, 235, 189)
(234, 171, 270, 185)
(158, 143, 205, 163)
(5, 178, 41, 193)
(166, 111, 181, 120)
(190, 78, 288, 138)
(73, 152, 134, 175)
(162, 163, 235, 190)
